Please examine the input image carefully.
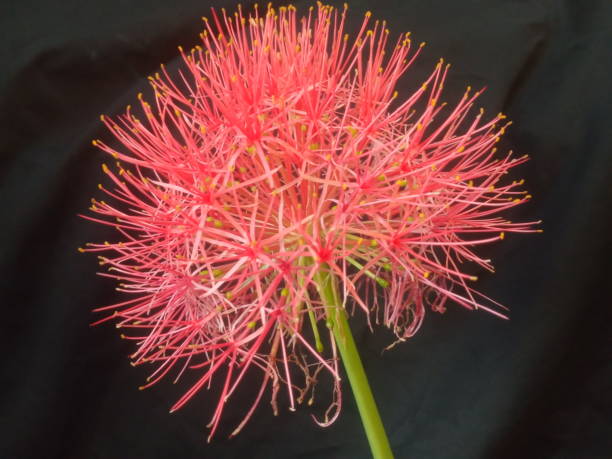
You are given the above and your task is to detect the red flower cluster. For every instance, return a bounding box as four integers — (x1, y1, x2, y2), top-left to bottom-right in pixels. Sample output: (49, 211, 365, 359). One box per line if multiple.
(82, 3, 538, 439)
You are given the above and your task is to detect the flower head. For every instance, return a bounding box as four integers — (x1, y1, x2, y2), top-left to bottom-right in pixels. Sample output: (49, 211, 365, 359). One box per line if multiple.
(82, 3, 538, 439)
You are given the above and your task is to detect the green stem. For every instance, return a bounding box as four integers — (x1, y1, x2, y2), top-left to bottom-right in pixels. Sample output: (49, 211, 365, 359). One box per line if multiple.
(313, 267, 394, 459)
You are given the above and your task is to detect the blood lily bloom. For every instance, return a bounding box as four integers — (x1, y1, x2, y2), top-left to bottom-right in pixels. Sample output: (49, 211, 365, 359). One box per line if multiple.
(81, 2, 539, 455)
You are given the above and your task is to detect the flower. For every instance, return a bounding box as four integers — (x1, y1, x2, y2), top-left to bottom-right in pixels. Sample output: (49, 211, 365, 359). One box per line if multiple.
(81, 3, 538, 440)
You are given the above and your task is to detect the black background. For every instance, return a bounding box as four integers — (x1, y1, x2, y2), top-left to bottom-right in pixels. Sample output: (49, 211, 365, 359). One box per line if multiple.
(2, 1, 611, 458)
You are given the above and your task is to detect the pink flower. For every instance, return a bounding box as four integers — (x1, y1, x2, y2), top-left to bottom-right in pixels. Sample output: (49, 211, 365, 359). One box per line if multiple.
(81, 3, 538, 440)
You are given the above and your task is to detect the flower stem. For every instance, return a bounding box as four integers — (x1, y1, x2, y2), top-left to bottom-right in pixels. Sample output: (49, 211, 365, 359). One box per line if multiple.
(314, 267, 394, 459)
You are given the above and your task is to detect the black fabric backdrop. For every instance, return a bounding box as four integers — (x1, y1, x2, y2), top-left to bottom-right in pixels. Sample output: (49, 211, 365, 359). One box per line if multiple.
(2, 1, 611, 458)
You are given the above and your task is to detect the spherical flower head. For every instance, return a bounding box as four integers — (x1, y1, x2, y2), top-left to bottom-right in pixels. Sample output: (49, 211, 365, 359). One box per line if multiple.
(82, 3, 539, 440)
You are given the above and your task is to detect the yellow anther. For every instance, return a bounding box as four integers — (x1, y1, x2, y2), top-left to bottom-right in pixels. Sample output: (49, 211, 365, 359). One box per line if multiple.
(370, 239, 378, 247)
(423, 271, 431, 278)
(102, 163, 109, 173)
(376, 278, 389, 288)
(396, 179, 407, 187)
(77, 247, 85, 253)
(281, 287, 289, 297)
(500, 232, 505, 240)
